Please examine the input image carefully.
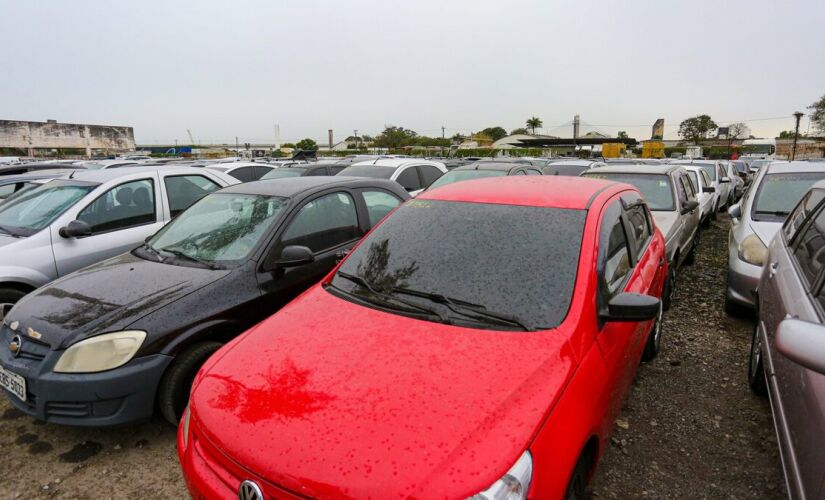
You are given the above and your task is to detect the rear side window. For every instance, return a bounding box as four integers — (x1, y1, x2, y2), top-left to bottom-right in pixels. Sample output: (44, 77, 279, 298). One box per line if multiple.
(229, 167, 256, 182)
(253, 166, 275, 180)
(78, 179, 156, 234)
(396, 168, 422, 191)
(793, 206, 825, 287)
(306, 167, 329, 176)
(624, 203, 652, 255)
(785, 190, 825, 242)
(280, 192, 360, 254)
(417, 165, 444, 187)
(164, 175, 221, 217)
(598, 201, 632, 300)
(362, 190, 403, 227)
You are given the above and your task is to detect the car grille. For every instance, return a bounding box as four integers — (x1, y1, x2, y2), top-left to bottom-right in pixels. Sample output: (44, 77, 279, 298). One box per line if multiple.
(3, 324, 49, 361)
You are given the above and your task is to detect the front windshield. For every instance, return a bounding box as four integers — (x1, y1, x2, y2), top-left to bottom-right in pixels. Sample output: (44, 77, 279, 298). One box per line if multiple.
(337, 166, 395, 179)
(0, 180, 97, 236)
(329, 199, 585, 330)
(427, 170, 505, 190)
(147, 193, 288, 264)
(261, 169, 306, 180)
(752, 172, 825, 221)
(584, 173, 675, 211)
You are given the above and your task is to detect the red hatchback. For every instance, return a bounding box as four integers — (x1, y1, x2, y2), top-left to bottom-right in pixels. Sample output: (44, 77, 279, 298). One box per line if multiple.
(178, 176, 667, 499)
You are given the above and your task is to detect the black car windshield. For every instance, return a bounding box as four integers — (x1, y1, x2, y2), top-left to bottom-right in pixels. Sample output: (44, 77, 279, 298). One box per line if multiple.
(329, 199, 585, 330)
(147, 193, 288, 265)
(584, 173, 675, 211)
(543, 165, 589, 176)
(0, 180, 97, 236)
(337, 166, 395, 179)
(427, 170, 505, 190)
(752, 172, 825, 221)
(261, 168, 306, 180)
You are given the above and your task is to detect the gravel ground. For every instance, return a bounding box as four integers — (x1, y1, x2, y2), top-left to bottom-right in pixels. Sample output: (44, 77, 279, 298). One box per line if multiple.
(0, 218, 784, 499)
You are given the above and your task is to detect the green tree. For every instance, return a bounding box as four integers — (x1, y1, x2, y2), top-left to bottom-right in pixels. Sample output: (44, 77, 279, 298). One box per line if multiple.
(809, 95, 825, 134)
(617, 130, 629, 139)
(479, 126, 507, 142)
(678, 115, 718, 145)
(526, 117, 543, 134)
(374, 126, 418, 149)
(295, 138, 318, 151)
(281, 142, 296, 149)
(451, 133, 466, 143)
(510, 127, 529, 135)
(777, 130, 808, 139)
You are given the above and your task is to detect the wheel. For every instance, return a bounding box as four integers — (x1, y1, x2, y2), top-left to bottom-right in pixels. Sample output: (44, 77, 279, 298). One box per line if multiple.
(642, 300, 663, 361)
(158, 341, 223, 425)
(684, 235, 699, 266)
(662, 267, 676, 311)
(748, 325, 768, 397)
(564, 453, 590, 500)
(0, 287, 26, 306)
(701, 212, 711, 229)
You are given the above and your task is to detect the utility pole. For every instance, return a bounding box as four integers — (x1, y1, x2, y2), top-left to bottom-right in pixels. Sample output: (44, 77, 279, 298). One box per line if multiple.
(354, 129, 358, 150)
(792, 111, 804, 161)
(441, 126, 445, 139)
(235, 136, 239, 157)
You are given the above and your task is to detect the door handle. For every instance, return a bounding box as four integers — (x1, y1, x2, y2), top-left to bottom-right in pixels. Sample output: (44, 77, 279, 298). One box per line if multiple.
(768, 261, 778, 278)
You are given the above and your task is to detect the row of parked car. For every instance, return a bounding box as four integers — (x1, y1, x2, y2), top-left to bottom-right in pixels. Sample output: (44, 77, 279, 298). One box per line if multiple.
(0, 153, 820, 498)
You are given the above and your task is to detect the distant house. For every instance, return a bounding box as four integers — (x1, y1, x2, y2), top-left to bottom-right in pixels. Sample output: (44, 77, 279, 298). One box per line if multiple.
(491, 134, 559, 149)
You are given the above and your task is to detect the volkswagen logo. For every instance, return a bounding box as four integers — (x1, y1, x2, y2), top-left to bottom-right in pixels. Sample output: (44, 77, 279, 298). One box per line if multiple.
(238, 480, 264, 500)
(9, 335, 22, 357)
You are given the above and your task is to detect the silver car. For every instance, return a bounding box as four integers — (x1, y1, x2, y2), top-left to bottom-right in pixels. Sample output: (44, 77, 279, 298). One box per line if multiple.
(0, 166, 238, 304)
(726, 161, 825, 310)
(673, 159, 733, 213)
(583, 164, 701, 309)
(749, 179, 825, 498)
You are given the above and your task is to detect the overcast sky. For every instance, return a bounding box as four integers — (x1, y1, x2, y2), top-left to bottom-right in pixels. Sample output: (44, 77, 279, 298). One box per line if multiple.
(2, 0, 823, 144)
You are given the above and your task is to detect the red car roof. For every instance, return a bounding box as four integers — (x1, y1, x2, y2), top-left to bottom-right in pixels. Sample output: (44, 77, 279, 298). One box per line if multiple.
(418, 175, 622, 210)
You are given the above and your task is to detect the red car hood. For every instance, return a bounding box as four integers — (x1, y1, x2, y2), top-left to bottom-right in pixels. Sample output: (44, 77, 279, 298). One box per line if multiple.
(192, 286, 577, 499)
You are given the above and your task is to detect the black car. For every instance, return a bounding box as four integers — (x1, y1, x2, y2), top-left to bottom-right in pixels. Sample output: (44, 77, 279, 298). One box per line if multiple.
(260, 162, 349, 179)
(426, 161, 542, 191)
(0, 177, 409, 426)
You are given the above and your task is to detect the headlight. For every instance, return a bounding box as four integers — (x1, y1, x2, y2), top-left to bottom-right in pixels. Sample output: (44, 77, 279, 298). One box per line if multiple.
(182, 405, 192, 449)
(469, 451, 532, 500)
(737, 234, 767, 266)
(53, 330, 146, 373)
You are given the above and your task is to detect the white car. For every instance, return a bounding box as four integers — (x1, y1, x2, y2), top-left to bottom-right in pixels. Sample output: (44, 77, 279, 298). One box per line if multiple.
(682, 165, 716, 227)
(673, 160, 732, 213)
(337, 159, 448, 196)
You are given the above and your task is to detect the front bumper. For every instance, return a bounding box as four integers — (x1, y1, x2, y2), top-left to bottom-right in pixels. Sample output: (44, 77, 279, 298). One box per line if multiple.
(0, 335, 172, 426)
(726, 234, 762, 308)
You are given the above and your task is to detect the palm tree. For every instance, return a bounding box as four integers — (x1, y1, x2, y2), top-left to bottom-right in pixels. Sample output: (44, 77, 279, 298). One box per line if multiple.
(526, 116, 543, 135)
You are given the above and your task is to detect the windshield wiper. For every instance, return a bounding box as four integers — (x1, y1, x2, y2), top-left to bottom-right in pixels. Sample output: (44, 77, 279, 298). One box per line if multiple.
(334, 271, 450, 323)
(754, 210, 789, 216)
(0, 225, 23, 238)
(159, 247, 221, 270)
(391, 286, 534, 331)
(141, 242, 163, 262)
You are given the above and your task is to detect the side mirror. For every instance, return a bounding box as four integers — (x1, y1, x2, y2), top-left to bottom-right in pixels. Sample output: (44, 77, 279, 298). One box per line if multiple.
(721, 177, 731, 183)
(58, 220, 92, 239)
(702, 186, 716, 193)
(776, 319, 825, 375)
(680, 200, 699, 215)
(602, 293, 660, 322)
(277, 245, 315, 268)
(728, 203, 742, 219)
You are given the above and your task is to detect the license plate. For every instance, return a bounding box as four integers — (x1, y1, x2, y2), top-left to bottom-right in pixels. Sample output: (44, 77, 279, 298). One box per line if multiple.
(0, 365, 26, 402)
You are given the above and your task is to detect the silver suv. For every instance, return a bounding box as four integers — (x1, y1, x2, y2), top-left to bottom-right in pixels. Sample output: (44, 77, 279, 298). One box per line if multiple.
(749, 179, 825, 498)
(583, 164, 701, 309)
(726, 161, 825, 310)
(0, 166, 238, 304)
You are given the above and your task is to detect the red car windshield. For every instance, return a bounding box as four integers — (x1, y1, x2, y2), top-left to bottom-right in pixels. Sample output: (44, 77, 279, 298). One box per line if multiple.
(329, 199, 586, 330)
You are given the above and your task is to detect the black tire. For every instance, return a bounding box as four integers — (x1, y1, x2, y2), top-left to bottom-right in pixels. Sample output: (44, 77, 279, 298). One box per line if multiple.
(701, 213, 711, 229)
(662, 267, 675, 311)
(565, 453, 590, 500)
(158, 341, 223, 425)
(642, 301, 663, 362)
(748, 325, 768, 397)
(0, 287, 26, 305)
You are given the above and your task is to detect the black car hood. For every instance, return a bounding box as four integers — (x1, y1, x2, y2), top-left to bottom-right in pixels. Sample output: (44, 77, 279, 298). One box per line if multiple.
(8, 252, 229, 349)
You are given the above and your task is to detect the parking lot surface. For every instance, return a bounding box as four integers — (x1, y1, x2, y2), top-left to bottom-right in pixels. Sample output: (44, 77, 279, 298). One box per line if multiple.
(0, 219, 784, 499)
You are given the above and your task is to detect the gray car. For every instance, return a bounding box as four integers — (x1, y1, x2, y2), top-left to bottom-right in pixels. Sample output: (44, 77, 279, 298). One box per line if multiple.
(583, 164, 701, 309)
(0, 166, 238, 304)
(726, 161, 825, 310)
(749, 179, 825, 499)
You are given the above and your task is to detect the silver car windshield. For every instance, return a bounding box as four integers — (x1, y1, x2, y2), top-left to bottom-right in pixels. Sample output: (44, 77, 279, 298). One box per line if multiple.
(0, 180, 97, 236)
(584, 173, 675, 211)
(147, 193, 289, 265)
(753, 172, 825, 221)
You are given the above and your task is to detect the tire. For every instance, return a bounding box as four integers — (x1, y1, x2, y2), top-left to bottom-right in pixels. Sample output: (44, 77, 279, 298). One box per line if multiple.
(662, 267, 676, 311)
(642, 300, 663, 362)
(0, 288, 26, 305)
(564, 453, 590, 500)
(158, 341, 223, 425)
(701, 212, 711, 229)
(748, 325, 768, 397)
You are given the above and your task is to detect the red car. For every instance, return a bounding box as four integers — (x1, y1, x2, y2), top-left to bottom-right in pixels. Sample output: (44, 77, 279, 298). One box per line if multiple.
(178, 176, 667, 499)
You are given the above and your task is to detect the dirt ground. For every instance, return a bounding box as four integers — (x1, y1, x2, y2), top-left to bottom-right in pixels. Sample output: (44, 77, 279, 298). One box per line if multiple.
(0, 218, 784, 499)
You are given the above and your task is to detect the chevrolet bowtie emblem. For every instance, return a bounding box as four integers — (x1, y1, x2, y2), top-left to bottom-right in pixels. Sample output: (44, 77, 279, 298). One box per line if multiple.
(9, 335, 21, 357)
(26, 327, 42, 340)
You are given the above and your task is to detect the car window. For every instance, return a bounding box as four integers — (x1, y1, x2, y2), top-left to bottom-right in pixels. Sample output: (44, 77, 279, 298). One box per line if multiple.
(598, 201, 632, 298)
(0, 182, 35, 199)
(700, 170, 712, 188)
(687, 172, 699, 194)
(253, 166, 275, 180)
(78, 179, 156, 234)
(624, 202, 651, 256)
(396, 167, 422, 191)
(0, 180, 97, 236)
(279, 192, 360, 254)
(306, 167, 329, 176)
(417, 165, 444, 187)
(682, 175, 696, 198)
(675, 176, 688, 206)
(229, 167, 255, 182)
(362, 190, 403, 227)
(793, 205, 825, 288)
(785, 189, 825, 242)
(718, 165, 726, 181)
(328, 165, 347, 175)
(164, 175, 221, 217)
(752, 172, 825, 222)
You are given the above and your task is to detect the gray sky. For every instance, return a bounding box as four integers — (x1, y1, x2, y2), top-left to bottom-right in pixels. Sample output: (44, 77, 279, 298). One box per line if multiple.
(2, 0, 824, 144)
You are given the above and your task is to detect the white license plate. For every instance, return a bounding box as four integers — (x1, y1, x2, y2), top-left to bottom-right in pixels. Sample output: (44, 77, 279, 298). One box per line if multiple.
(0, 365, 26, 402)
